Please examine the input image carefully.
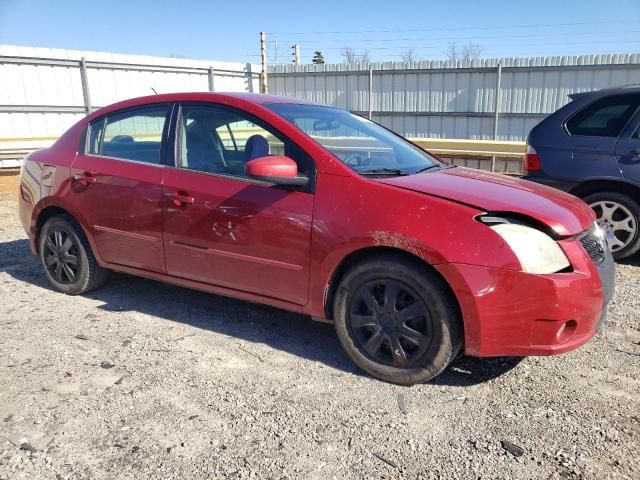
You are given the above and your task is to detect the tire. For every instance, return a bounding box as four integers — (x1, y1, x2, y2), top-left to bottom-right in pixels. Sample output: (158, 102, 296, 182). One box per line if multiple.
(583, 191, 640, 260)
(39, 214, 110, 295)
(333, 254, 463, 385)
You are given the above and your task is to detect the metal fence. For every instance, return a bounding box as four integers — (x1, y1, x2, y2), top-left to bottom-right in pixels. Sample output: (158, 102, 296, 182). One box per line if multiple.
(4, 48, 640, 172)
(269, 53, 640, 142)
(0, 45, 260, 166)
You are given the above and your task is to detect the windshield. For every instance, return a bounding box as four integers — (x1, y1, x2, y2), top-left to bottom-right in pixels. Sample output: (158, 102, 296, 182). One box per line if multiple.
(265, 103, 443, 176)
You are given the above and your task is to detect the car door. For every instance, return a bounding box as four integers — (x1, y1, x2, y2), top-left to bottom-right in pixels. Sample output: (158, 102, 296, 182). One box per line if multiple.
(564, 93, 640, 179)
(70, 104, 171, 273)
(615, 105, 640, 182)
(161, 103, 315, 305)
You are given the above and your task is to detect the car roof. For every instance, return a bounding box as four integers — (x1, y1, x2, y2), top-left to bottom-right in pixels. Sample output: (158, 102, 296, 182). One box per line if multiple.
(87, 92, 325, 121)
(199, 92, 321, 105)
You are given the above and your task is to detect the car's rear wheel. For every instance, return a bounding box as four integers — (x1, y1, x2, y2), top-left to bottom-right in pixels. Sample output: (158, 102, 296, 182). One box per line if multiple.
(333, 254, 463, 385)
(584, 192, 640, 260)
(39, 214, 110, 295)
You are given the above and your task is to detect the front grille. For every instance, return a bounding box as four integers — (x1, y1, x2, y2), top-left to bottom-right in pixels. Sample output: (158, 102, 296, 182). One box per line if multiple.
(578, 226, 606, 265)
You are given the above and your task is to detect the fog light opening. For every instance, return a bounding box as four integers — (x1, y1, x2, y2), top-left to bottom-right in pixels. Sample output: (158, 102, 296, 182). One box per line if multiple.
(556, 320, 577, 343)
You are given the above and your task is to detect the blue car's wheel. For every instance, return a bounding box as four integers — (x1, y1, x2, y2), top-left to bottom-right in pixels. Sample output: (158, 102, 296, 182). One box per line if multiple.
(585, 192, 640, 260)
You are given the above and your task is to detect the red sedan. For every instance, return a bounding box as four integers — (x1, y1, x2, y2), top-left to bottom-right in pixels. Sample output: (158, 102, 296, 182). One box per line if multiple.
(18, 93, 615, 385)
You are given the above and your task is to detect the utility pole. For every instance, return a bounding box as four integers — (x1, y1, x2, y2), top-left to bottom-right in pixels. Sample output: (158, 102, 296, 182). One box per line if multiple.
(260, 32, 268, 94)
(260, 32, 268, 93)
(291, 44, 300, 65)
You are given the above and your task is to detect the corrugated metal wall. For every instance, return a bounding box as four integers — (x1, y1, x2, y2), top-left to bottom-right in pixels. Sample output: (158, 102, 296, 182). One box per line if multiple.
(269, 54, 640, 141)
(0, 45, 260, 139)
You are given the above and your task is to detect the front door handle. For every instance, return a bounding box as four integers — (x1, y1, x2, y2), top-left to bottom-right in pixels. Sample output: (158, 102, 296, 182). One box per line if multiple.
(72, 173, 97, 186)
(165, 192, 195, 206)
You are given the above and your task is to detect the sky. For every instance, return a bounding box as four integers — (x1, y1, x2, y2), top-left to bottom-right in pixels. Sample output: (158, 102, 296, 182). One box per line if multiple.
(1, 0, 639, 64)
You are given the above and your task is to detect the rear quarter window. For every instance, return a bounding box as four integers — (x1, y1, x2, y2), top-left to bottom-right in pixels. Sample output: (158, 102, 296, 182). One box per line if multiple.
(566, 94, 640, 137)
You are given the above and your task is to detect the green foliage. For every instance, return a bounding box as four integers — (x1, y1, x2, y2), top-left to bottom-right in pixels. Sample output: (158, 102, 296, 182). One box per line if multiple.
(312, 51, 325, 64)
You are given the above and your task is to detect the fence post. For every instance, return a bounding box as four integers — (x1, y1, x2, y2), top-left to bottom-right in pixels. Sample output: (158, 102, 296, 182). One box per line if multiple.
(491, 61, 502, 172)
(368, 67, 373, 119)
(79, 57, 92, 113)
(208, 67, 215, 92)
(245, 63, 255, 93)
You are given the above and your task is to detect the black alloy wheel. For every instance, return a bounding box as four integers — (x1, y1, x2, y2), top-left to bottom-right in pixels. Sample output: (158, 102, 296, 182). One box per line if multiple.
(39, 214, 110, 295)
(333, 253, 463, 385)
(348, 279, 432, 368)
(43, 228, 80, 284)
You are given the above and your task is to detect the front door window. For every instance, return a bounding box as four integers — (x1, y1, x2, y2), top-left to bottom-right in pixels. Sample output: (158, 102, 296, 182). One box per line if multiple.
(176, 105, 314, 184)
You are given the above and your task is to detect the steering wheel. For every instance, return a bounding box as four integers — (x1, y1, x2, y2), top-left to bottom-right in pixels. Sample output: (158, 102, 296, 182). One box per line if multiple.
(343, 153, 364, 167)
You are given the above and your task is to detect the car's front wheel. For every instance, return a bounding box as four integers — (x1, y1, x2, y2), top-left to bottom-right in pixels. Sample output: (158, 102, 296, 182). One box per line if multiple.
(39, 214, 110, 295)
(584, 191, 640, 260)
(333, 254, 463, 385)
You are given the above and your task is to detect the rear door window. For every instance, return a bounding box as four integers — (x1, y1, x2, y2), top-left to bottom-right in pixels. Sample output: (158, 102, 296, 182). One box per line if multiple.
(87, 105, 169, 164)
(566, 94, 640, 137)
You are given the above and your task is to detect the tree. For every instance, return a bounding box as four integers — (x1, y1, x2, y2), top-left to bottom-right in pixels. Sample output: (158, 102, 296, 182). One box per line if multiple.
(401, 49, 416, 63)
(312, 51, 325, 64)
(342, 47, 357, 63)
(461, 42, 483, 60)
(445, 42, 483, 61)
(341, 47, 370, 64)
(444, 42, 458, 61)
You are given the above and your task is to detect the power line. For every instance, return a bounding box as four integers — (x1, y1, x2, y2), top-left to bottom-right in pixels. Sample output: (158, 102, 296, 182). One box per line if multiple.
(279, 39, 640, 53)
(245, 44, 640, 59)
(372, 47, 640, 58)
(244, 47, 639, 62)
(271, 30, 640, 45)
(245, 35, 639, 61)
(266, 20, 639, 36)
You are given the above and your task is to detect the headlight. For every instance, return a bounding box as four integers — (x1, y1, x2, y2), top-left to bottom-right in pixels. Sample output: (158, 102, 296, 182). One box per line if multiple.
(490, 222, 570, 274)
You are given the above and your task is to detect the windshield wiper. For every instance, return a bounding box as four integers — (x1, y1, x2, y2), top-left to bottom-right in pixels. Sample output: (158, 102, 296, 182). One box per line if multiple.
(358, 168, 409, 176)
(415, 164, 443, 174)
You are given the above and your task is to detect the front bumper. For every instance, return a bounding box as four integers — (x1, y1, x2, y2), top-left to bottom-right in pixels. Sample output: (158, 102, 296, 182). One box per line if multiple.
(436, 237, 614, 357)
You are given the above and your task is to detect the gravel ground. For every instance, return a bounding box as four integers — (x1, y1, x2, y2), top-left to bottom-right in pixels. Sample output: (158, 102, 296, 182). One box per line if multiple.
(0, 192, 638, 480)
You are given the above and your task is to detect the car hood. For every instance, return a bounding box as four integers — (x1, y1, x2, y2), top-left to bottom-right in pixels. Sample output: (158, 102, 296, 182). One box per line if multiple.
(376, 167, 595, 236)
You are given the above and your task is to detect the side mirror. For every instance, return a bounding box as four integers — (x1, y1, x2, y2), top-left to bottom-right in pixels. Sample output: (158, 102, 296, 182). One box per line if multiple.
(245, 155, 309, 187)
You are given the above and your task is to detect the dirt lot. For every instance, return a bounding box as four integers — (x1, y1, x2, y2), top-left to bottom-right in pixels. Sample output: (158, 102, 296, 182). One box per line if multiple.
(0, 191, 638, 480)
(0, 171, 20, 195)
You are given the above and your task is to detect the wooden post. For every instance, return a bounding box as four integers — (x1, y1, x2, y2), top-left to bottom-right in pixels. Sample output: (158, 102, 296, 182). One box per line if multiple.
(293, 44, 300, 65)
(260, 32, 268, 94)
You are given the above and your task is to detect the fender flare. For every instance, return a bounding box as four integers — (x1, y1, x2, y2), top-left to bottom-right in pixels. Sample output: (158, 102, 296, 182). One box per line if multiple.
(31, 197, 105, 265)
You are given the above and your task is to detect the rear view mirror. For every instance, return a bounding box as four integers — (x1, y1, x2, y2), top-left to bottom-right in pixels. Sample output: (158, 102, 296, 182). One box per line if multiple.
(245, 155, 309, 187)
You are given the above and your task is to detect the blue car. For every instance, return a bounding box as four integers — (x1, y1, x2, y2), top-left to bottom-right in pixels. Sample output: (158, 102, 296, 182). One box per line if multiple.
(524, 87, 640, 260)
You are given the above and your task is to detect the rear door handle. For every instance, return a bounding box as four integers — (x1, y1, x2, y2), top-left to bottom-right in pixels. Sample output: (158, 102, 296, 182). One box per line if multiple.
(165, 192, 195, 206)
(72, 173, 97, 186)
